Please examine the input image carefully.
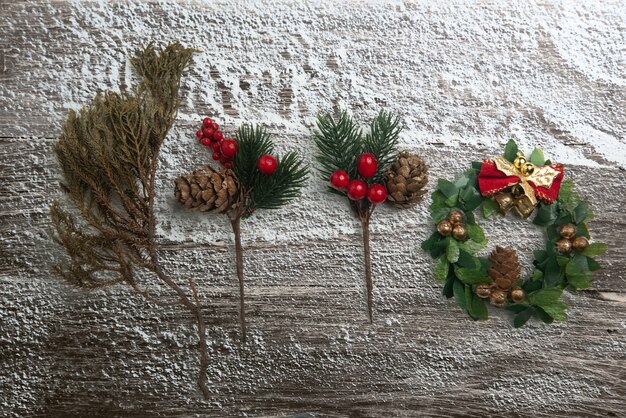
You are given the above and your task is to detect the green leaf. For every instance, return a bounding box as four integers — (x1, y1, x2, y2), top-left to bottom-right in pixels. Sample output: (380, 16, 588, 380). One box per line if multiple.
(482, 199, 498, 219)
(581, 242, 608, 257)
(587, 257, 601, 272)
(421, 232, 439, 252)
(459, 185, 483, 212)
(543, 257, 562, 287)
(431, 207, 451, 223)
(466, 223, 487, 244)
(529, 148, 545, 165)
(453, 280, 467, 311)
(437, 179, 458, 199)
(540, 300, 568, 321)
(471, 161, 483, 170)
(458, 239, 487, 255)
(455, 267, 491, 285)
(434, 256, 449, 282)
(565, 258, 592, 289)
(535, 307, 555, 324)
(442, 274, 455, 298)
(513, 308, 534, 328)
(557, 179, 581, 212)
(572, 201, 590, 224)
(446, 238, 460, 263)
(531, 269, 543, 281)
(528, 288, 563, 306)
(457, 249, 479, 269)
(504, 139, 519, 162)
(533, 203, 557, 226)
(466, 288, 489, 320)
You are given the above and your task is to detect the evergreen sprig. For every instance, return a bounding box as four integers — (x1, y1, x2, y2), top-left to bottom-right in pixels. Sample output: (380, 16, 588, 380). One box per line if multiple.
(313, 110, 363, 181)
(50, 43, 213, 399)
(233, 124, 308, 214)
(313, 109, 401, 195)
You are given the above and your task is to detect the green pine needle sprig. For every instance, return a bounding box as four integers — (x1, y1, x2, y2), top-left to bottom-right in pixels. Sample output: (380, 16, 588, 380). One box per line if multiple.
(233, 124, 308, 215)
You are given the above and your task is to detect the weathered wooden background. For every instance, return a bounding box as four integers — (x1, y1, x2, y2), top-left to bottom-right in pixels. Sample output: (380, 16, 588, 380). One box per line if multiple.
(1, 1, 625, 416)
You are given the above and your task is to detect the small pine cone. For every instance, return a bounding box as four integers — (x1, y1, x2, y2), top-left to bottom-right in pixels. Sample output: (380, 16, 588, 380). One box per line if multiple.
(487, 246, 521, 290)
(385, 151, 428, 208)
(174, 165, 240, 213)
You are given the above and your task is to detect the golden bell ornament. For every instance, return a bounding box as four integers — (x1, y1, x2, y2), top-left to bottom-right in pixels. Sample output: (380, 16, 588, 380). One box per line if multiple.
(511, 184, 525, 197)
(514, 156, 527, 169)
(555, 238, 573, 254)
(452, 224, 468, 241)
(448, 210, 464, 225)
(559, 223, 577, 240)
(510, 287, 526, 303)
(495, 193, 514, 213)
(521, 162, 535, 176)
(475, 284, 492, 298)
(437, 220, 453, 236)
(489, 289, 507, 307)
(514, 196, 536, 219)
(572, 236, 589, 251)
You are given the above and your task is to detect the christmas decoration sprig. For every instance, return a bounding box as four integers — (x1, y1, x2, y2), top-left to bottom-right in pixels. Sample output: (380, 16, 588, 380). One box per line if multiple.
(313, 110, 428, 321)
(175, 120, 308, 341)
(422, 139, 607, 327)
(50, 44, 214, 398)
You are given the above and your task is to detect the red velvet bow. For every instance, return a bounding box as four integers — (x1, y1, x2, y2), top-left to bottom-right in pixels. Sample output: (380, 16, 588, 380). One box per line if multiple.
(478, 157, 564, 204)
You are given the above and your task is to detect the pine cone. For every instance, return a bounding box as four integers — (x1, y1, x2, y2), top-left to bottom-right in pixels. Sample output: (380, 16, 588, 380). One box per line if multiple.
(487, 246, 521, 290)
(386, 151, 428, 208)
(174, 166, 240, 213)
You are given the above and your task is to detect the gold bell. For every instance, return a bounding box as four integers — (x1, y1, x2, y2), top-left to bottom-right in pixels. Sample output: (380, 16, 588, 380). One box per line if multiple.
(514, 156, 527, 169)
(521, 162, 535, 176)
(511, 184, 525, 197)
(495, 193, 514, 213)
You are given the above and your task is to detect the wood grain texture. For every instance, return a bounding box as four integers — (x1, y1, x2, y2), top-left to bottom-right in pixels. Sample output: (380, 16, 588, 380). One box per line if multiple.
(1, 1, 625, 417)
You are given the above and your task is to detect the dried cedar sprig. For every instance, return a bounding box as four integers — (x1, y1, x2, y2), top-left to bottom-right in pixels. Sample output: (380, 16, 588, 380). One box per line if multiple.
(50, 43, 212, 399)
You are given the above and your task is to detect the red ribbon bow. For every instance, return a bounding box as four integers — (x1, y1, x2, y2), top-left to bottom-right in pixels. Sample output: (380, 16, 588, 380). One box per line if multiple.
(478, 157, 564, 204)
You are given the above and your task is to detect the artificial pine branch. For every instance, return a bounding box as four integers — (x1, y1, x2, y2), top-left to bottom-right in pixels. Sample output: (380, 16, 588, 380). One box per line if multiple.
(175, 122, 308, 342)
(313, 109, 404, 322)
(50, 43, 213, 399)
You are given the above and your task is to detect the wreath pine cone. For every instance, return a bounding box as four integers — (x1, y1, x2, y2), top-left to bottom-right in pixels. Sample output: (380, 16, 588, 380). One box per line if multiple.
(487, 246, 521, 291)
(174, 165, 240, 213)
(386, 151, 428, 208)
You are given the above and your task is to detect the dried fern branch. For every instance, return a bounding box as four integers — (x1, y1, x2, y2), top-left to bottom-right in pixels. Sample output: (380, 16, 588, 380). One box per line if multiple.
(50, 43, 212, 399)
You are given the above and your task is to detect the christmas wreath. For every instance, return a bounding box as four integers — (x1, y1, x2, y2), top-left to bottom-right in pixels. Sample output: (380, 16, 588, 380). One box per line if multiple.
(421, 139, 607, 327)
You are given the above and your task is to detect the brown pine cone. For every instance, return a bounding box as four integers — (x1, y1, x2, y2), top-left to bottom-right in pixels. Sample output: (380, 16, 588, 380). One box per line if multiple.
(385, 151, 428, 208)
(487, 246, 521, 290)
(174, 165, 240, 213)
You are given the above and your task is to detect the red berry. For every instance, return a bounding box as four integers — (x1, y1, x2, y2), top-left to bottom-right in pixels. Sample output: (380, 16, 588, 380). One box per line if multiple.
(200, 137, 212, 146)
(213, 131, 223, 141)
(223, 162, 233, 169)
(357, 153, 377, 178)
(329, 170, 350, 190)
(219, 155, 231, 164)
(367, 184, 387, 204)
(211, 122, 219, 131)
(212, 152, 221, 160)
(346, 179, 367, 200)
(203, 128, 214, 138)
(202, 117, 213, 127)
(257, 154, 278, 175)
(221, 139, 239, 158)
(211, 142, 221, 152)
(196, 129, 204, 138)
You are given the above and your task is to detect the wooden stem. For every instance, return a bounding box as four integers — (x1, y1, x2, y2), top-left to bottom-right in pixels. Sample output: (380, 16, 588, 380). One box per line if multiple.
(230, 215, 247, 343)
(361, 215, 373, 323)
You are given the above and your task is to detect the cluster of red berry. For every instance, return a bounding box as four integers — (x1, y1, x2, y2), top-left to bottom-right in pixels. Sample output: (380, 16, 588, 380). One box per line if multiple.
(196, 117, 238, 169)
(329, 153, 387, 204)
(196, 117, 278, 175)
